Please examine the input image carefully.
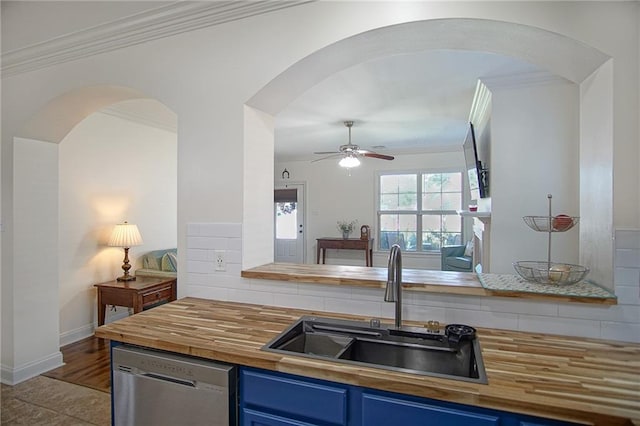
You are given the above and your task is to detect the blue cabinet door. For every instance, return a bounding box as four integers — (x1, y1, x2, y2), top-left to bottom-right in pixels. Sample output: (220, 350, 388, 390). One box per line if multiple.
(241, 368, 348, 426)
(242, 408, 316, 426)
(361, 393, 500, 426)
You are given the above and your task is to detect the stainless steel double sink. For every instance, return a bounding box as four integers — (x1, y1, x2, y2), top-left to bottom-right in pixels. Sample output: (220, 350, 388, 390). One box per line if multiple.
(263, 316, 487, 384)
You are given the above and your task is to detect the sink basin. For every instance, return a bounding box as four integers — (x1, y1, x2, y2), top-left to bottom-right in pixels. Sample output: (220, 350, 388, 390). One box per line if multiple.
(263, 316, 487, 384)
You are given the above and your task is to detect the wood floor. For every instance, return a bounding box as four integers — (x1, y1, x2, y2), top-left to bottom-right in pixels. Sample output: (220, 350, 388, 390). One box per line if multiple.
(43, 336, 111, 393)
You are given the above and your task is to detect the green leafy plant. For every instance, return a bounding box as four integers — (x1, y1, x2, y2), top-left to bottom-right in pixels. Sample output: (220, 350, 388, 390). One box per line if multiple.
(337, 220, 358, 234)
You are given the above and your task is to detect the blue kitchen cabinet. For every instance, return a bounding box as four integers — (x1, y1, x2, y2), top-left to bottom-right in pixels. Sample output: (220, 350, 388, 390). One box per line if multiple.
(239, 367, 579, 426)
(242, 408, 318, 426)
(241, 368, 348, 426)
(361, 392, 499, 426)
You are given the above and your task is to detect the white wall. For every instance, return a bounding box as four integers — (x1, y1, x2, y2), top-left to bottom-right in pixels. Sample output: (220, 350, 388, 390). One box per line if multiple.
(276, 151, 466, 270)
(5, 138, 62, 383)
(1, 1, 639, 381)
(490, 79, 580, 274)
(579, 61, 614, 288)
(58, 107, 177, 345)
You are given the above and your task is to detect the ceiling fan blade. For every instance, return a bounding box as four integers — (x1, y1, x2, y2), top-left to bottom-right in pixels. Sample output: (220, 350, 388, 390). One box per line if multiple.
(313, 151, 341, 154)
(311, 153, 342, 163)
(364, 152, 394, 161)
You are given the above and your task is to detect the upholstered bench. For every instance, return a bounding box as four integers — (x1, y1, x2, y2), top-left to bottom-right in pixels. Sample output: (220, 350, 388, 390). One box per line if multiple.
(135, 248, 177, 278)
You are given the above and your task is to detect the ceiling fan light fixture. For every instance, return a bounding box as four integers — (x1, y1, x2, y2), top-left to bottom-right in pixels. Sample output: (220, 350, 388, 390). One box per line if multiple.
(339, 154, 360, 168)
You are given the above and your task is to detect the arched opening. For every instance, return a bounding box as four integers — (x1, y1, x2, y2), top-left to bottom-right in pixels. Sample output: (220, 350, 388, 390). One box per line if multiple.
(243, 18, 613, 286)
(5, 85, 177, 383)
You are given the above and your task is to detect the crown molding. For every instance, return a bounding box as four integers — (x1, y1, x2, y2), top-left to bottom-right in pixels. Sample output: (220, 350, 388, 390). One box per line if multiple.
(100, 106, 177, 134)
(1, 1, 313, 77)
(480, 70, 571, 90)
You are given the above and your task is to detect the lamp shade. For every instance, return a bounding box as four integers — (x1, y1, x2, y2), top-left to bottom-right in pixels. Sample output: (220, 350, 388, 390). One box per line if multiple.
(108, 222, 143, 248)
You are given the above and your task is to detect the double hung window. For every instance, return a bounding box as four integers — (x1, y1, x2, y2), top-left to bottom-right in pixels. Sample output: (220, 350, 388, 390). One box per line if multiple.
(378, 171, 463, 252)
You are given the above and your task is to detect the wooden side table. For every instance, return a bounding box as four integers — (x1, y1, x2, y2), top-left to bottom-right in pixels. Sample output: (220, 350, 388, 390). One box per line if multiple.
(94, 276, 177, 326)
(316, 237, 374, 267)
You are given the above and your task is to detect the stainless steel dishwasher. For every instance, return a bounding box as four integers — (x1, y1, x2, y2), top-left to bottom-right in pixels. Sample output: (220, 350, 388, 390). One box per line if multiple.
(112, 345, 237, 426)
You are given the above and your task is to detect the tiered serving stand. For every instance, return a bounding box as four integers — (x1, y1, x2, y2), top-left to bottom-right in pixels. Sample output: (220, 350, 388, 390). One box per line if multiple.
(513, 194, 589, 285)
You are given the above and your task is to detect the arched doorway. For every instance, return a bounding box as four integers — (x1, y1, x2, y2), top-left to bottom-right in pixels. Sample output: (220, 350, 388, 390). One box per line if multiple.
(242, 18, 612, 285)
(4, 85, 177, 384)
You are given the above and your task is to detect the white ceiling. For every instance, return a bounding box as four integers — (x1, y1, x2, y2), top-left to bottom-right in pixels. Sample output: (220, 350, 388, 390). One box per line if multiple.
(274, 49, 541, 162)
(103, 49, 543, 161)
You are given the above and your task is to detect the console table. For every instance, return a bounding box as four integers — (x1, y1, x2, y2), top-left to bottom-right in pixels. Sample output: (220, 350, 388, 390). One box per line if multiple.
(316, 238, 374, 267)
(94, 276, 177, 326)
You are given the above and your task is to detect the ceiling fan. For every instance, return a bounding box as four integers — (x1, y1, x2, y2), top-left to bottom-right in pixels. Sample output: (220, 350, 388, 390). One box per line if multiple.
(313, 121, 394, 168)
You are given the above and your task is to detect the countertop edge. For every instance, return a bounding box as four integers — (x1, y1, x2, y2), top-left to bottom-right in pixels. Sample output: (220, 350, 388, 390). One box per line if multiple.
(241, 263, 617, 305)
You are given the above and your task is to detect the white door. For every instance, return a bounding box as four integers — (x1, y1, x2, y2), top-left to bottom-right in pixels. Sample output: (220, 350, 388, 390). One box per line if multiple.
(274, 184, 305, 263)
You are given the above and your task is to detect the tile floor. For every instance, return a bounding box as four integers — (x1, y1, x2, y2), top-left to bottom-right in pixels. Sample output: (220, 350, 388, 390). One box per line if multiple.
(1, 376, 110, 425)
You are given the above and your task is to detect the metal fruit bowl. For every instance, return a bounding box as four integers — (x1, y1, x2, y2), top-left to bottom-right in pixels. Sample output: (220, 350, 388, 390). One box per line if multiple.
(513, 261, 589, 285)
(523, 216, 579, 233)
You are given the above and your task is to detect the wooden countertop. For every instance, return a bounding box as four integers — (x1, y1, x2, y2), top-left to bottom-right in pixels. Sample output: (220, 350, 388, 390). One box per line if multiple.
(95, 298, 639, 425)
(241, 263, 617, 305)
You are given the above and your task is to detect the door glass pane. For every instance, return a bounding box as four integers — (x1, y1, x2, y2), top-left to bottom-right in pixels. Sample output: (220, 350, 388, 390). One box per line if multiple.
(275, 202, 297, 239)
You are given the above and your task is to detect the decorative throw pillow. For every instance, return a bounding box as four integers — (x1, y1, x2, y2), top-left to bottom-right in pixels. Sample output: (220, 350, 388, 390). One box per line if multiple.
(143, 254, 160, 270)
(161, 252, 178, 272)
(463, 240, 474, 257)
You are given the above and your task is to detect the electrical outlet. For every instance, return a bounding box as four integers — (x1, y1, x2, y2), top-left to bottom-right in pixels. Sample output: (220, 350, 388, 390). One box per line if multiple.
(215, 250, 226, 271)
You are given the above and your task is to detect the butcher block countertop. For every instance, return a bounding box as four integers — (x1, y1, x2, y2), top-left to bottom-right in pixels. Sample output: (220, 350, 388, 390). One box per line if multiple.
(241, 263, 617, 305)
(95, 298, 639, 425)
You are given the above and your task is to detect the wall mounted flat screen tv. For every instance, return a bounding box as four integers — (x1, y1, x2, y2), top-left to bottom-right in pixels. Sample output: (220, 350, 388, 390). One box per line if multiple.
(463, 122, 488, 200)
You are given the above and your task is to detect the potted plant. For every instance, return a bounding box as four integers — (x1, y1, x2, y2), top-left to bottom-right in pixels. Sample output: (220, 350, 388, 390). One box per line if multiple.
(337, 220, 358, 239)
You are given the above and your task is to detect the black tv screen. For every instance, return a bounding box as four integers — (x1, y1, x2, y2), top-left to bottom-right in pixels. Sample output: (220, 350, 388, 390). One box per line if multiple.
(463, 122, 487, 200)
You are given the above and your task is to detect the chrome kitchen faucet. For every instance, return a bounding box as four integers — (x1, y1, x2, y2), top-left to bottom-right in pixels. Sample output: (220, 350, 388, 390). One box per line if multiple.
(384, 244, 403, 329)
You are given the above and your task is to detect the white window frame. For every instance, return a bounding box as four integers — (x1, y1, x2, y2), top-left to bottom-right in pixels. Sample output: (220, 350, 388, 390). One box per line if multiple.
(375, 168, 468, 253)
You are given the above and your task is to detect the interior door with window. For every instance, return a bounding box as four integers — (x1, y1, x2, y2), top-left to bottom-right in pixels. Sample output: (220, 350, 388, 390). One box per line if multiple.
(274, 184, 305, 263)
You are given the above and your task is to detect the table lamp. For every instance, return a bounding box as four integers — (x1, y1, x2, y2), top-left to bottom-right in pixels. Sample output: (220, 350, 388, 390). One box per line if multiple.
(108, 221, 143, 281)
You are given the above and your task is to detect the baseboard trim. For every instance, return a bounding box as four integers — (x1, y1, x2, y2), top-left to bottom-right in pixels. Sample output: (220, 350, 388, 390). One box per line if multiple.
(1, 351, 64, 385)
(59, 324, 95, 347)
(59, 310, 130, 347)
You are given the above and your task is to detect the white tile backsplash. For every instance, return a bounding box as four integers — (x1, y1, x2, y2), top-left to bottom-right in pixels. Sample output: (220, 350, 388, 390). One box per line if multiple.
(351, 287, 385, 302)
(615, 249, 640, 267)
(517, 315, 601, 339)
(481, 298, 558, 316)
(324, 297, 382, 317)
(403, 304, 446, 323)
(558, 304, 640, 323)
(447, 308, 519, 330)
(298, 283, 351, 299)
(614, 285, 640, 305)
(227, 288, 275, 306)
(185, 224, 640, 343)
(615, 266, 640, 286)
(600, 321, 640, 343)
(189, 285, 230, 301)
(271, 293, 325, 311)
(249, 279, 299, 294)
(615, 230, 640, 249)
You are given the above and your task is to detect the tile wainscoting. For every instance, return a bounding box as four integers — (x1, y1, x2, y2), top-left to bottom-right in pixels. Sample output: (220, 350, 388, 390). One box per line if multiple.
(186, 224, 640, 343)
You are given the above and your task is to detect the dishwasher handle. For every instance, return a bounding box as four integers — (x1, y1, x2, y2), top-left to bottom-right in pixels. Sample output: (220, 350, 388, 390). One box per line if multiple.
(142, 372, 196, 388)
